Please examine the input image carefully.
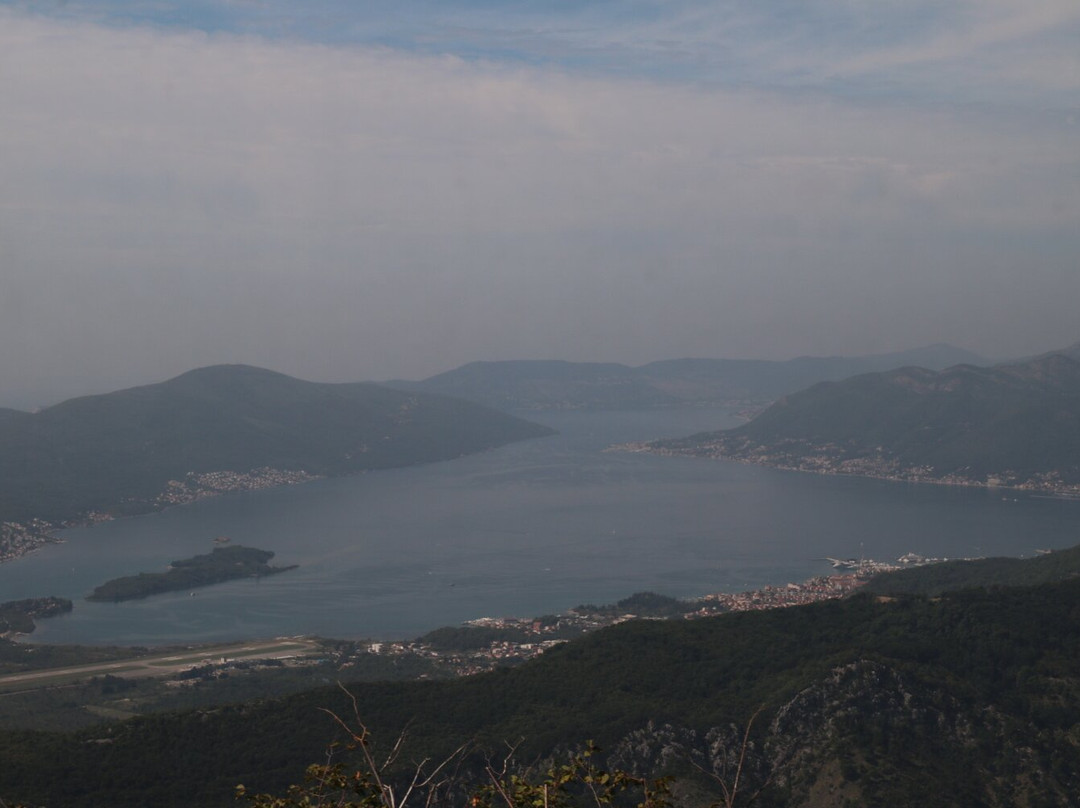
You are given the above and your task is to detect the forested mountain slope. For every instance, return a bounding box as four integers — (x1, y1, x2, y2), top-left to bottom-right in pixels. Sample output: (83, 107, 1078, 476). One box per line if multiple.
(864, 543, 1080, 596)
(2, 578, 1077, 807)
(0, 365, 552, 524)
(651, 353, 1080, 489)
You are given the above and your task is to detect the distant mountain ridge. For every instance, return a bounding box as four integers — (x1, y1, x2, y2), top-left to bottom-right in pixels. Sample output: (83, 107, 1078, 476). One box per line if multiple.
(1014, 339, 1080, 364)
(649, 351, 1080, 492)
(388, 344, 987, 411)
(0, 365, 553, 525)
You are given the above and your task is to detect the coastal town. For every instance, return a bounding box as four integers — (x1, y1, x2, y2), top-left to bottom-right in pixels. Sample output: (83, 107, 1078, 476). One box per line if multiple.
(625, 438, 1080, 497)
(158, 567, 896, 686)
(153, 467, 320, 508)
(0, 467, 320, 565)
(342, 563, 898, 678)
(0, 519, 60, 564)
(1, 550, 968, 690)
(0, 447, 1007, 688)
(0, 564, 903, 687)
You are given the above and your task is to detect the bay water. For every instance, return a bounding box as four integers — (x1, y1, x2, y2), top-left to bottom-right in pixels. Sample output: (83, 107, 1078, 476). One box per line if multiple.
(2, 408, 1077, 646)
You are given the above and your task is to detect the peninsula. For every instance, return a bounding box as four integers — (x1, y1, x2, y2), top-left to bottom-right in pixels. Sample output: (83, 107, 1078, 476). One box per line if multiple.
(0, 364, 553, 565)
(638, 353, 1080, 496)
(87, 546, 296, 602)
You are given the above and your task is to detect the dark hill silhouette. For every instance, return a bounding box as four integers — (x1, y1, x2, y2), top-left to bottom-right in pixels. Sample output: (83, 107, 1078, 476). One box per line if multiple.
(0, 365, 553, 524)
(651, 353, 1080, 487)
(389, 344, 987, 411)
(0, 408, 29, 427)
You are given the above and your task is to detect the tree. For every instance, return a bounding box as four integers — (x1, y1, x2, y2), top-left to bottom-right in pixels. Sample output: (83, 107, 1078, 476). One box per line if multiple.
(238, 686, 470, 808)
(475, 741, 673, 808)
(238, 686, 673, 808)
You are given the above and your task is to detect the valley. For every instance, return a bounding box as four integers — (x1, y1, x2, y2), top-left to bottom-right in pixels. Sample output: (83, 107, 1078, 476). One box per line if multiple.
(0, 356, 1078, 807)
(7, 1, 1079, 801)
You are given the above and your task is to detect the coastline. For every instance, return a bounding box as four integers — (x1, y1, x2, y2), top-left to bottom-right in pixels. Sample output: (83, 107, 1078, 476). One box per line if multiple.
(0, 467, 321, 567)
(0, 519, 63, 565)
(0, 570, 874, 691)
(307, 563, 910, 677)
(621, 440, 1080, 499)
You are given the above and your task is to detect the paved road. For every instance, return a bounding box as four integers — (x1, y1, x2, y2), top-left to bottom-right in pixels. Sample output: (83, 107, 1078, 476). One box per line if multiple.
(0, 638, 319, 691)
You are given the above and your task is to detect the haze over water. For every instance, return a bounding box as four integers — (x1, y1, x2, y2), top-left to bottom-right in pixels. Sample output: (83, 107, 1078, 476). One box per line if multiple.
(5, 408, 1078, 647)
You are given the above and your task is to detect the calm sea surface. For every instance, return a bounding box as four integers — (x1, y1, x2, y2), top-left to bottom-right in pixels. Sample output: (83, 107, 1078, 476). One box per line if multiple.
(3, 408, 1077, 646)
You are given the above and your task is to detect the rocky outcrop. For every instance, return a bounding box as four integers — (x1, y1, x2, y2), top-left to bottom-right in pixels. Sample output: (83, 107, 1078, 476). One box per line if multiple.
(604, 659, 1079, 807)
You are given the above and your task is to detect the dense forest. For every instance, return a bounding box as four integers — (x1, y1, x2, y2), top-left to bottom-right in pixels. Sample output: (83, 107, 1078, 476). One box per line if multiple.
(865, 543, 1080, 596)
(2, 576, 1078, 807)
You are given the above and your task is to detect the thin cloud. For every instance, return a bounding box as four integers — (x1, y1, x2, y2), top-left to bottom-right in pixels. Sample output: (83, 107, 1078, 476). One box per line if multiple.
(834, 0, 1080, 71)
(6, 1, 1079, 108)
(0, 7, 1078, 407)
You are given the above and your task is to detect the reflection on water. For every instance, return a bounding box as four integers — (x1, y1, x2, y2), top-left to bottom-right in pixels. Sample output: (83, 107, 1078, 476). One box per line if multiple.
(2, 408, 1077, 646)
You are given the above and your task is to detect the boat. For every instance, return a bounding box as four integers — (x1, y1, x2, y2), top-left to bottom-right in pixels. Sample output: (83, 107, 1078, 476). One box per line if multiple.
(213, 535, 231, 544)
(898, 552, 926, 565)
(826, 557, 859, 570)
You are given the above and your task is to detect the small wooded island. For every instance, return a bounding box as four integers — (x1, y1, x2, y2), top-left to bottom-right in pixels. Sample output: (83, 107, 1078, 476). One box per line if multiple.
(87, 546, 296, 602)
(0, 597, 73, 634)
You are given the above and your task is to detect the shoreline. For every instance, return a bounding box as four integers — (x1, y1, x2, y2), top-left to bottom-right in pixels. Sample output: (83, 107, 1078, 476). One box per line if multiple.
(6, 568, 881, 675)
(0, 520, 64, 566)
(727, 456, 1080, 498)
(622, 441, 1080, 499)
(0, 467, 322, 567)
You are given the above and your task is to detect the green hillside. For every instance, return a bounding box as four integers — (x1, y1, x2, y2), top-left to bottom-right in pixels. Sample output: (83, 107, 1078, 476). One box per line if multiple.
(864, 544, 1080, 596)
(653, 354, 1080, 488)
(2, 578, 1078, 807)
(0, 365, 553, 524)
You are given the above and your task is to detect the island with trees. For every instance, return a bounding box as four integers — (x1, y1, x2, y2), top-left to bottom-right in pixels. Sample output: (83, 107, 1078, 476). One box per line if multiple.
(0, 597, 73, 635)
(87, 546, 296, 602)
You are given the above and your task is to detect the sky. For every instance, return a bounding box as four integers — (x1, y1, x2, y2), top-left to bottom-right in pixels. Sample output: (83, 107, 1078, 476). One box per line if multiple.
(1, 0, 1078, 408)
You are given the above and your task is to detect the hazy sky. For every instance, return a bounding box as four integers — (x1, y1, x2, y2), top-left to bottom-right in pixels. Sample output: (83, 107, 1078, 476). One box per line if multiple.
(2, 1, 1078, 407)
